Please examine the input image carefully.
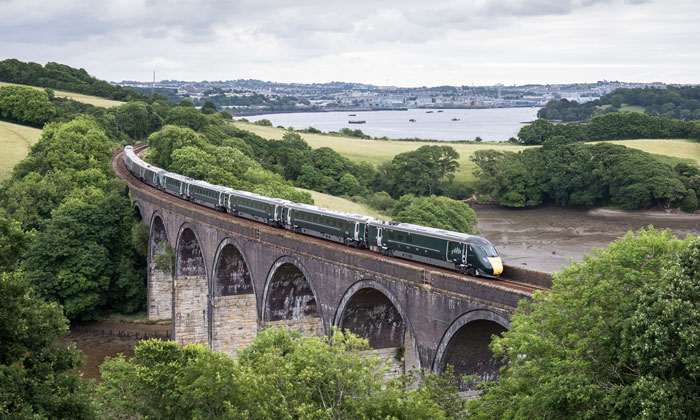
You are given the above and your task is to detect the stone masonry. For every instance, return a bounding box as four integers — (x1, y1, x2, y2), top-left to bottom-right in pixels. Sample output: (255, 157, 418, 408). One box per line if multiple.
(174, 275, 209, 345)
(148, 264, 172, 321)
(211, 294, 258, 355)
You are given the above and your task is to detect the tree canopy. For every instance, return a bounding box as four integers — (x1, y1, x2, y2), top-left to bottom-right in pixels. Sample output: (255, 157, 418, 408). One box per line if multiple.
(468, 228, 700, 420)
(0, 85, 56, 127)
(97, 327, 466, 420)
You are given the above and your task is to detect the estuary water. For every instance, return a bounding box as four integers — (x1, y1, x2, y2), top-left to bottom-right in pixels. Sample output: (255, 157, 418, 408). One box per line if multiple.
(241, 107, 539, 141)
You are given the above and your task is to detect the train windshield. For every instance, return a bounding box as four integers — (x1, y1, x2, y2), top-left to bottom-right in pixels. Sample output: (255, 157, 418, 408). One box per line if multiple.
(480, 245, 499, 257)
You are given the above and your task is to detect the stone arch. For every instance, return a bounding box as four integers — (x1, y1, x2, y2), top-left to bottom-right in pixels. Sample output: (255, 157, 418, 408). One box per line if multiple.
(210, 237, 258, 355)
(147, 212, 171, 321)
(432, 309, 510, 390)
(334, 279, 421, 374)
(211, 237, 254, 297)
(173, 222, 209, 346)
(262, 256, 325, 337)
(175, 222, 207, 279)
(132, 201, 143, 221)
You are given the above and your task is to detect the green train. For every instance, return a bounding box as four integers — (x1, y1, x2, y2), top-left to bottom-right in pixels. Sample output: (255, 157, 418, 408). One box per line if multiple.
(124, 145, 503, 278)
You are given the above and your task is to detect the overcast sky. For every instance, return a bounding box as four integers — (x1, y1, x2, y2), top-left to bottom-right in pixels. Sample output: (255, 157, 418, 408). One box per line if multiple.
(1, 0, 699, 86)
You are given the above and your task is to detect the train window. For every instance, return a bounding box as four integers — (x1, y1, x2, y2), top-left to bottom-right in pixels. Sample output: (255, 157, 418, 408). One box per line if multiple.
(397, 234, 403, 241)
(406, 236, 412, 243)
(388, 231, 394, 239)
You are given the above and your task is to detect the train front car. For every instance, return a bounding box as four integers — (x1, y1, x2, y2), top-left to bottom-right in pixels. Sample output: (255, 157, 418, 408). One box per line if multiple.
(466, 237, 503, 278)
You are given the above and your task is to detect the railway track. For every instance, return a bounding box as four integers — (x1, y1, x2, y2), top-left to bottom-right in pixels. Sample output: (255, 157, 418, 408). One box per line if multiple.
(112, 144, 546, 296)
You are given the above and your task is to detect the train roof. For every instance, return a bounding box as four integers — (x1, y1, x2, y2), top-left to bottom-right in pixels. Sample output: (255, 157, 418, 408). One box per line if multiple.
(368, 219, 491, 245)
(286, 202, 372, 222)
(230, 189, 292, 205)
(163, 171, 192, 182)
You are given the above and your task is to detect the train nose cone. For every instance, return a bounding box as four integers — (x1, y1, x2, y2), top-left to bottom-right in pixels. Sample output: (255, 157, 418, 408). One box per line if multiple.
(488, 257, 503, 275)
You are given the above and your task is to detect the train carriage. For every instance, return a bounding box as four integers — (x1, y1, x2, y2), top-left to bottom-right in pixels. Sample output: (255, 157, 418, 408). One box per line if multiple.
(163, 172, 192, 198)
(188, 180, 227, 211)
(286, 203, 370, 247)
(367, 221, 503, 277)
(228, 190, 289, 226)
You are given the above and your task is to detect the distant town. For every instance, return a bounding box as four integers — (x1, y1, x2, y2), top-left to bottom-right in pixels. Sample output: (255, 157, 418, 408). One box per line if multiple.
(113, 78, 673, 114)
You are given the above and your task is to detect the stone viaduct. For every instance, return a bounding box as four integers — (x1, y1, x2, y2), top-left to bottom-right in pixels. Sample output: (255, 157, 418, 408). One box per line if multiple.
(119, 156, 550, 387)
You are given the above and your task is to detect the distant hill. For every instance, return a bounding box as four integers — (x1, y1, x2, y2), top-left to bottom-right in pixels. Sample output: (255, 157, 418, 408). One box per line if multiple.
(538, 85, 700, 122)
(0, 58, 148, 102)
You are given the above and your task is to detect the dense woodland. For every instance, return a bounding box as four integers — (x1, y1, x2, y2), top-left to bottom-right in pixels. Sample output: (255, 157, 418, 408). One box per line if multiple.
(1, 61, 700, 418)
(538, 85, 700, 122)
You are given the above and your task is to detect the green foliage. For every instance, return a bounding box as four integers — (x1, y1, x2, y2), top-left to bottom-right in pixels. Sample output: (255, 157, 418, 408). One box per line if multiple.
(339, 127, 370, 139)
(0, 271, 96, 418)
(0, 117, 146, 320)
(165, 106, 208, 131)
(112, 101, 163, 140)
(393, 194, 478, 234)
(152, 241, 175, 277)
(98, 327, 466, 420)
(200, 100, 218, 114)
(471, 142, 690, 209)
(146, 126, 314, 204)
(680, 189, 698, 212)
(0, 214, 32, 273)
(23, 186, 146, 320)
(387, 145, 460, 198)
(0, 58, 148, 102)
(468, 229, 698, 420)
(254, 118, 273, 126)
(367, 191, 397, 213)
(520, 112, 700, 144)
(539, 85, 700, 122)
(131, 221, 149, 257)
(0, 85, 56, 127)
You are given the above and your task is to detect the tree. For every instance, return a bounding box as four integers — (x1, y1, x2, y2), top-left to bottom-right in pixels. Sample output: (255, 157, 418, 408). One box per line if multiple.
(468, 228, 693, 419)
(200, 100, 218, 114)
(0, 271, 96, 418)
(0, 85, 56, 127)
(23, 186, 145, 320)
(98, 327, 466, 420)
(392, 194, 478, 234)
(147, 125, 205, 169)
(164, 106, 208, 131)
(0, 213, 32, 273)
(388, 145, 459, 197)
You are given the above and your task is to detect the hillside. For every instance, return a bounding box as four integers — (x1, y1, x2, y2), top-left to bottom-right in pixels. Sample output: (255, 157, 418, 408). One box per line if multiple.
(0, 81, 124, 108)
(231, 121, 528, 184)
(0, 120, 42, 179)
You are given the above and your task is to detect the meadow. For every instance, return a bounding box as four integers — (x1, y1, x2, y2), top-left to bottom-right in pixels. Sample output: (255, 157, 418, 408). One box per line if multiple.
(0, 120, 42, 179)
(298, 188, 390, 219)
(0, 81, 124, 108)
(232, 122, 528, 184)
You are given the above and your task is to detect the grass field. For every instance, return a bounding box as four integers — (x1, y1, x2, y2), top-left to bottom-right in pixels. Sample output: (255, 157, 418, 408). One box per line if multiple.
(0, 81, 124, 108)
(0, 120, 42, 179)
(299, 188, 390, 219)
(604, 139, 700, 166)
(232, 122, 528, 184)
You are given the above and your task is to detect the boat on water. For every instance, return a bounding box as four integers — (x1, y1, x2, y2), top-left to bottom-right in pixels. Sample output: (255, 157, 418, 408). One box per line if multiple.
(348, 113, 357, 116)
(437, 110, 444, 113)
(452, 118, 460, 121)
(409, 119, 416, 122)
(348, 120, 366, 124)
(426, 110, 434, 113)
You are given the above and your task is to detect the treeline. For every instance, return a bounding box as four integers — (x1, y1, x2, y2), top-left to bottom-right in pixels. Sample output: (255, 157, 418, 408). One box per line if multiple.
(1, 116, 147, 320)
(538, 85, 700, 122)
(0, 58, 148, 101)
(518, 113, 700, 145)
(150, 110, 479, 234)
(472, 139, 700, 211)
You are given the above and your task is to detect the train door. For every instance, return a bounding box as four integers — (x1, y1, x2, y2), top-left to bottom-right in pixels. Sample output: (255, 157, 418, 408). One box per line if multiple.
(354, 222, 360, 241)
(376, 227, 383, 247)
(467, 245, 474, 265)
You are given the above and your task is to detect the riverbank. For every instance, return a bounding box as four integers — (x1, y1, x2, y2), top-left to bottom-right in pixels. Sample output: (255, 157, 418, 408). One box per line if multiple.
(474, 204, 700, 273)
(58, 319, 171, 381)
